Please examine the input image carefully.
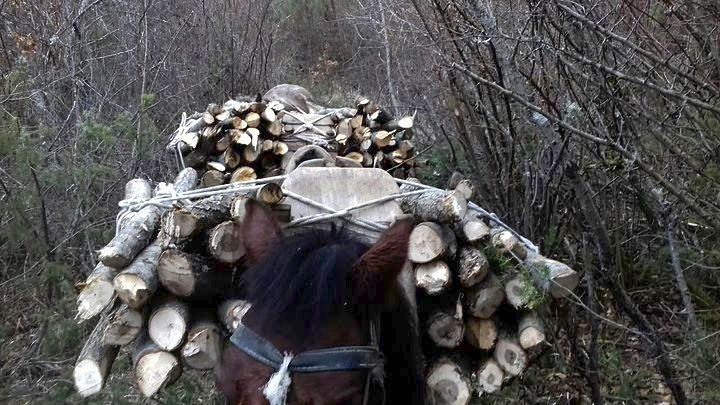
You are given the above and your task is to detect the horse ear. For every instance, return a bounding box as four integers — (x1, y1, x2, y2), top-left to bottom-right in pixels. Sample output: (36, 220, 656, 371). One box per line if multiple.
(351, 216, 414, 305)
(241, 199, 281, 265)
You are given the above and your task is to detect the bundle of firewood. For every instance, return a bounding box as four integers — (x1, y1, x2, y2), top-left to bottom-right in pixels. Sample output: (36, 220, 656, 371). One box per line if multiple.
(165, 93, 417, 187)
(400, 177, 580, 403)
(74, 90, 578, 401)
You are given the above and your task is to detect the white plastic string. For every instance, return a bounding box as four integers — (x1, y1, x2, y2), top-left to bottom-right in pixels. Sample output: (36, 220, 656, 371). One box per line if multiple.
(115, 172, 539, 254)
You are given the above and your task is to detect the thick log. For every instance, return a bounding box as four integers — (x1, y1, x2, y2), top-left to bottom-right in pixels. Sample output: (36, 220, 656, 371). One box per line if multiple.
(181, 315, 223, 370)
(408, 222, 457, 264)
(255, 183, 284, 205)
(223, 147, 241, 169)
(118, 179, 153, 229)
(102, 303, 144, 346)
(218, 299, 252, 332)
(244, 112, 261, 128)
(132, 331, 182, 397)
(99, 169, 197, 268)
(464, 317, 497, 351)
(504, 276, 530, 309)
(335, 155, 363, 168)
(157, 249, 233, 298)
(459, 215, 491, 243)
(230, 195, 250, 221)
(163, 194, 235, 241)
(74, 314, 120, 397)
(414, 261, 451, 295)
(457, 246, 489, 288)
(399, 181, 467, 223)
(425, 358, 472, 405)
(518, 312, 546, 349)
(465, 273, 504, 319)
(494, 335, 527, 376)
(267, 120, 283, 137)
(453, 179, 474, 200)
(76, 263, 116, 321)
(230, 166, 257, 183)
(426, 300, 464, 349)
(113, 239, 164, 309)
(208, 220, 245, 263)
(524, 254, 580, 298)
(476, 359, 504, 394)
(384, 116, 414, 131)
(490, 228, 528, 260)
(148, 297, 190, 351)
(201, 170, 225, 188)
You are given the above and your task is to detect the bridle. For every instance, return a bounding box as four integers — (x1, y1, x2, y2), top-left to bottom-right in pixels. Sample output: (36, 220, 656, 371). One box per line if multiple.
(229, 318, 385, 405)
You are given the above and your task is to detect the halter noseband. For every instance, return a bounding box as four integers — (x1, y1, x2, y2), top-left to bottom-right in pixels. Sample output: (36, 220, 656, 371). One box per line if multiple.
(229, 321, 385, 405)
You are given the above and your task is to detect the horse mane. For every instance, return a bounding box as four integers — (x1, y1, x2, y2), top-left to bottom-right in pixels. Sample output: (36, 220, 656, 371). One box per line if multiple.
(241, 225, 368, 340)
(240, 225, 425, 404)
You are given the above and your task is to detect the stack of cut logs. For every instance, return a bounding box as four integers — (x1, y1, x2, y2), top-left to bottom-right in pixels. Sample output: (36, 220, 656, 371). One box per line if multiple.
(398, 175, 580, 403)
(75, 123, 579, 401)
(166, 96, 417, 186)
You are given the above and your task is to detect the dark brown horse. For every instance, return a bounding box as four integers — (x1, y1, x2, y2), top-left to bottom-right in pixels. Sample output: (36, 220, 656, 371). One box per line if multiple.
(215, 200, 424, 405)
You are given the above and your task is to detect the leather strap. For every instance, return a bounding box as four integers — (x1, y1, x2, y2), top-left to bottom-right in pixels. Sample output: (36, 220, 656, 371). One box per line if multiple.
(230, 324, 385, 373)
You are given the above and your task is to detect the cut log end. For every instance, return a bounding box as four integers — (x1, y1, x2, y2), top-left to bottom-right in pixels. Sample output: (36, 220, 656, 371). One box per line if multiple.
(148, 299, 190, 351)
(494, 337, 528, 377)
(76, 281, 115, 321)
(135, 351, 181, 397)
(408, 222, 456, 264)
(103, 305, 144, 346)
(209, 221, 245, 263)
(457, 247, 489, 288)
(426, 359, 472, 405)
(427, 310, 464, 349)
(414, 261, 451, 295)
(465, 318, 497, 351)
(476, 359, 504, 394)
(181, 322, 223, 370)
(114, 274, 152, 309)
(74, 359, 107, 397)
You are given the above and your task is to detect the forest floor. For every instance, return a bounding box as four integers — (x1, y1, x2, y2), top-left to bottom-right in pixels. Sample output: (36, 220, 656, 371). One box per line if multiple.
(1, 256, 717, 404)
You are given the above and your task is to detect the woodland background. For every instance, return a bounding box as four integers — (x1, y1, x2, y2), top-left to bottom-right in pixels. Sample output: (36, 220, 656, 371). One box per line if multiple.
(1, 0, 719, 403)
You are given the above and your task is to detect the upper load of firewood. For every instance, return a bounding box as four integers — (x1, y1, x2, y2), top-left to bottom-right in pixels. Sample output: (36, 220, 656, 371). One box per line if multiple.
(74, 85, 580, 404)
(165, 83, 417, 185)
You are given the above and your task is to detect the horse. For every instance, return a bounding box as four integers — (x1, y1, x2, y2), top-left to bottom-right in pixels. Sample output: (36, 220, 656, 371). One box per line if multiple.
(215, 199, 425, 405)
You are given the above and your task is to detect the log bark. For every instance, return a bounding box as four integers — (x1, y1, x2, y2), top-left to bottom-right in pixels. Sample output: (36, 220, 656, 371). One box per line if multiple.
(181, 315, 223, 370)
(218, 299, 252, 331)
(99, 168, 197, 267)
(163, 193, 235, 241)
(76, 263, 116, 321)
(157, 249, 233, 298)
(408, 222, 457, 264)
(524, 253, 579, 298)
(414, 261, 451, 295)
(464, 317, 497, 351)
(148, 297, 190, 351)
(102, 303, 144, 346)
(74, 314, 120, 397)
(518, 312, 545, 349)
(208, 220, 245, 263)
(113, 239, 164, 309)
(118, 179, 153, 229)
(494, 335, 528, 376)
(457, 246, 489, 288)
(490, 228, 528, 260)
(425, 358, 472, 405)
(476, 359, 504, 394)
(465, 273, 504, 319)
(399, 182, 467, 223)
(132, 331, 182, 397)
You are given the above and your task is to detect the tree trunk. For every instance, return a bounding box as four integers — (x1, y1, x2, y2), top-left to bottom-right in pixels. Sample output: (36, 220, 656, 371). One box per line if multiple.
(425, 357, 472, 405)
(399, 182, 467, 223)
(163, 193, 236, 241)
(102, 303, 144, 346)
(414, 261, 451, 295)
(408, 222, 457, 264)
(74, 314, 120, 397)
(457, 246, 489, 288)
(148, 297, 190, 351)
(464, 273, 504, 318)
(157, 249, 233, 298)
(132, 330, 182, 397)
(76, 263, 116, 321)
(113, 238, 164, 309)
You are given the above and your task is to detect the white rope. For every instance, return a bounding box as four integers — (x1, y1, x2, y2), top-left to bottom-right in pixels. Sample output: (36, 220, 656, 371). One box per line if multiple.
(281, 110, 335, 147)
(115, 170, 539, 254)
(262, 353, 294, 405)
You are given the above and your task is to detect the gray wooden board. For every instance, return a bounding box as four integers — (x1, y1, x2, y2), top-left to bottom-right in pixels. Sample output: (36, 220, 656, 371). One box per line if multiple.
(282, 167, 403, 243)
